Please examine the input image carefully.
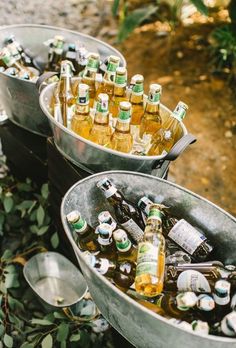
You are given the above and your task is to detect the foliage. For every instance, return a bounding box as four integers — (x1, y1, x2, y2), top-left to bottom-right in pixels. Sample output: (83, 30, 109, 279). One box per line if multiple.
(0, 158, 113, 348)
(112, 0, 208, 42)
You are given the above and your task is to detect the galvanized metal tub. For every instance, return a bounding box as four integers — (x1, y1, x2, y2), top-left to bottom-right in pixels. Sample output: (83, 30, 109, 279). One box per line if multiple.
(0, 24, 126, 136)
(40, 82, 196, 176)
(61, 171, 236, 348)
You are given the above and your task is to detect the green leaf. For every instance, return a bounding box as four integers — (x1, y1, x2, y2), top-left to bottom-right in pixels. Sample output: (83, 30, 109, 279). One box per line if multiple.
(30, 224, 39, 234)
(1, 249, 13, 260)
(3, 333, 13, 348)
(53, 311, 67, 319)
(8, 296, 24, 311)
(3, 196, 14, 213)
(60, 341, 66, 348)
(37, 205, 45, 226)
(5, 272, 20, 289)
(41, 184, 49, 200)
(20, 343, 35, 348)
(51, 232, 59, 249)
(118, 5, 158, 42)
(41, 334, 53, 348)
(31, 318, 53, 326)
(0, 323, 4, 336)
(16, 182, 32, 192)
(37, 225, 49, 236)
(190, 0, 208, 15)
(56, 322, 69, 342)
(0, 213, 5, 230)
(70, 332, 80, 342)
(112, 0, 120, 16)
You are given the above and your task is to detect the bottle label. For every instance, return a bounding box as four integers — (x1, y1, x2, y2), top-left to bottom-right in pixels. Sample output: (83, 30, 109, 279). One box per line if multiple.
(173, 105, 185, 122)
(77, 87, 89, 105)
(87, 58, 99, 71)
(132, 83, 143, 96)
(115, 75, 126, 87)
(97, 258, 110, 275)
(2, 52, 14, 67)
(102, 186, 117, 198)
(97, 100, 108, 113)
(136, 242, 158, 277)
(119, 109, 131, 123)
(148, 208, 162, 221)
(121, 219, 144, 243)
(60, 63, 72, 78)
(98, 236, 112, 246)
(116, 239, 131, 252)
(148, 91, 160, 104)
(177, 270, 211, 293)
(168, 219, 206, 255)
(107, 61, 119, 73)
(73, 219, 87, 233)
(213, 292, 230, 306)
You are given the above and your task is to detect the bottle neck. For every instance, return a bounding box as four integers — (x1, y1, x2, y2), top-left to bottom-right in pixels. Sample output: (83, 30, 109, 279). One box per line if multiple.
(145, 101, 160, 114)
(130, 93, 143, 104)
(94, 111, 109, 125)
(114, 85, 126, 97)
(60, 76, 72, 94)
(116, 238, 132, 253)
(75, 103, 89, 115)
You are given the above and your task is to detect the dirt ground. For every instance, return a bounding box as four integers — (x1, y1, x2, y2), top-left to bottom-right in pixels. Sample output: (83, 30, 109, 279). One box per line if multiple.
(0, 1, 235, 216)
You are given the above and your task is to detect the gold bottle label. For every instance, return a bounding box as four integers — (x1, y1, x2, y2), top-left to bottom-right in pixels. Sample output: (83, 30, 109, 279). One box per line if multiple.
(136, 242, 158, 277)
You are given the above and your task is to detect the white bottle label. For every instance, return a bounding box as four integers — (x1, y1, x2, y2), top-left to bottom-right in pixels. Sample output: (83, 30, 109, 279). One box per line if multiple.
(168, 219, 206, 255)
(97, 258, 109, 275)
(177, 270, 211, 293)
(121, 219, 144, 243)
(136, 242, 158, 277)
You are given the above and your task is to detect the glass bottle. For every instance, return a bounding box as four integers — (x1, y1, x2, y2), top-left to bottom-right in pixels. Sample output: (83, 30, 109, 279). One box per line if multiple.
(140, 84, 162, 138)
(213, 280, 231, 321)
(66, 210, 99, 252)
(113, 260, 136, 292)
(46, 35, 65, 72)
(95, 55, 120, 101)
(129, 74, 145, 126)
(95, 223, 117, 260)
(165, 262, 229, 291)
(5, 35, 34, 68)
(85, 252, 116, 279)
(81, 53, 100, 107)
(148, 101, 188, 156)
(0, 47, 34, 78)
(110, 101, 133, 153)
(88, 93, 112, 146)
(109, 67, 128, 117)
(58, 60, 75, 128)
(96, 177, 145, 244)
(221, 312, 236, 337)
(135, 204, 166, 297)
(71, 83, 93, 139)
(65, 43, 80, 74)
(113, 229, 137, 263)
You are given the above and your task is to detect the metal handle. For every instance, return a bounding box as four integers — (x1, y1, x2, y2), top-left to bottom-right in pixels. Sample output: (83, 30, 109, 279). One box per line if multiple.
(36, 71, 58, 93)
(151, 133, 196, 178)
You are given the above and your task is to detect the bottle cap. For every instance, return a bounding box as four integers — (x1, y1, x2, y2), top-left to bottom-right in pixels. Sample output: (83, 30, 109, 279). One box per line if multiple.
(88, 52, 100, 60)
(98, 211, 117, 231)
(138, 196, 153, 215)
(131, 74, 144, 83)
(109, 55, 120, 64)
(213, 280, 231, 305)
(68, 43, 76, 50)
(221, 312, 236, 336)
(113, 229, 131, 252)
(97, 177, 117, 198)
(66, 210, 80, 224)
(96, 223, 113, 238)
(116, 67, 127, 75)
(78, 83, 89, 104)
(197, 294, 215, 311)
(120, 101, 131, 111)
(172, 101, 188, 121)
(176, 292, 198, 310)
(192, 320, 209, 335)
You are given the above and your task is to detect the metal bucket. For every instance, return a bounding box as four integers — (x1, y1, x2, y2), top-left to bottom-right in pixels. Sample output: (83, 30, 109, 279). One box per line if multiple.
(0, 24, 126, 136)
(40, 82, 196, 176)
(23, 251, 88, 311)
(61, 171, 236, 348)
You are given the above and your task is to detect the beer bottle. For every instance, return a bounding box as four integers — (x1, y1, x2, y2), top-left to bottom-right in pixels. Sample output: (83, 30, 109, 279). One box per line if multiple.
(110, 101, 133, 153)
(213, 280, 231, 321)
(192, 320, 209, 335)
(5, 35, 34, 68)
(58, 60, 75, 127)
(148, 101, 188, 156)
(96, 177, 145, 244)
(5, 67, 19, 77)
(165, 262, 229, 291)
(155, 292, 198, 319)
(76, 43, 88, 73)
(88, 93, 112, 146)
(98, 211, 117, 231)
(65, 43, 80, 74)
(95, 55, 120, 100)
(0, 47, 34, 78)
(135, 204, 166, 297)
(96, 223, 117, 260)
(81, 53, 100, 107)
(110, 67, 128, 117)
(47, 35, 65, 71)
(129, 74, 145, 126)
(140, 84, 162, 138)
(113, 260, 136, 292)
(71, 83, 93, 138)
(85, 252, 116, 279)
(66, 210, 99, 252)
(113, 229, 137, 263)
(166, 251, 192, 265)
